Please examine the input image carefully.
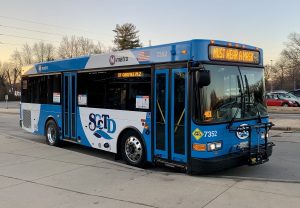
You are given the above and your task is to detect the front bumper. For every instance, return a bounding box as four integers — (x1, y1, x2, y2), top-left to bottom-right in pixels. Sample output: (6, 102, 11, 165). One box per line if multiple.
(190, 142, 274, 174)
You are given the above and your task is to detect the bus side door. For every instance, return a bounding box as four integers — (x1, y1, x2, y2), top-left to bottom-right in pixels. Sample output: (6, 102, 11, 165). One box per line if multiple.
(154, 68, 188, 163)
(63, 73, 77, 140)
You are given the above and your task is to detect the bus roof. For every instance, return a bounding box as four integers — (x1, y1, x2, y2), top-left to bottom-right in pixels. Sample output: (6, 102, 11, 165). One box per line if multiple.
(22, 39, 263, 75)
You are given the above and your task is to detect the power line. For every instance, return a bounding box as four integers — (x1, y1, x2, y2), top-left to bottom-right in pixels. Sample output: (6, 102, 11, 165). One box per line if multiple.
(0, 24, 105, 43)
(0, 41, 22, 46)
(0, 15, 110, 37)
(0, 24, 68, 37)
(0, 33, 60, 43)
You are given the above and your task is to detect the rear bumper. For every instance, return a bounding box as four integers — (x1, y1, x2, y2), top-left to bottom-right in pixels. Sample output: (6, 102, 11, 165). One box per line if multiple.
(190, 142, 274, 174)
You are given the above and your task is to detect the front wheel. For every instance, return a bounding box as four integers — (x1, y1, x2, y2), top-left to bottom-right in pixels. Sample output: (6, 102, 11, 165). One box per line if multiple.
(121, 131, 146, 168)
(282, 103, 289, 107)
(45, 120, 60, 146)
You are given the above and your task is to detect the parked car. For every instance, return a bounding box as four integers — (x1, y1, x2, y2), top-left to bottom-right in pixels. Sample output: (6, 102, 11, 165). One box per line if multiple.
(270, 90, 288, 94)
(289, 89, 300, 98)
(270, 92, 300, 106)
(265, 94, 297, 107)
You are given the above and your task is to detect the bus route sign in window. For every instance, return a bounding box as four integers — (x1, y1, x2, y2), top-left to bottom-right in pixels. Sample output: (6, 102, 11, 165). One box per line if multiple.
(209, 45, 260, 64)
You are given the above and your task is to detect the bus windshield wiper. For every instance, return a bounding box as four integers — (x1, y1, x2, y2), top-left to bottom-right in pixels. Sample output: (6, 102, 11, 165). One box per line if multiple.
(244, 75, 262, 123)
(227, 75, 243, 129)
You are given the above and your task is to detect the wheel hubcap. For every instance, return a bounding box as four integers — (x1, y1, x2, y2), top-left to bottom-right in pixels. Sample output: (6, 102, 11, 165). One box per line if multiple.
(47, 125, 56, 144)
(125, 136, 143, 163)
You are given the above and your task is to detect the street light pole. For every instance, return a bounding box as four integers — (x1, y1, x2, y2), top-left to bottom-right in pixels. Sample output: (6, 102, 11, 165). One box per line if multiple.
(270, 60, 273, 92)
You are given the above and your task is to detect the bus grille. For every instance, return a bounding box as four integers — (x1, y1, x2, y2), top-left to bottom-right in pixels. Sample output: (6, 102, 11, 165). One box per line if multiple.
(23, 110, 31, 128)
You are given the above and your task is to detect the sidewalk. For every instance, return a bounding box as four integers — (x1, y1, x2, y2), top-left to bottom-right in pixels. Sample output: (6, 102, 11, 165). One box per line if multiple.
(0, 108, 19, 115)
(269, 118, 300, 131)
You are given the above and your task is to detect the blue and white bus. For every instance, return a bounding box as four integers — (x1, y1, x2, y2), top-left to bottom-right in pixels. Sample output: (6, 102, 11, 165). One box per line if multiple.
(20, 39, 274, 173)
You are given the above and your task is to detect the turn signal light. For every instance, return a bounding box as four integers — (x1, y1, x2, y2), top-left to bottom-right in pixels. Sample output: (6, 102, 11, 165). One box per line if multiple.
(144, 123, 149, 130)
(193, 143, 206, 151)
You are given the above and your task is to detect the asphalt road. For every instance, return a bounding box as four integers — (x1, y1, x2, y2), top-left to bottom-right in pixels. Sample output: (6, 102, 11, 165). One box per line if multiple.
(0, 112, 299, 207)
(1, 113, 299, 182)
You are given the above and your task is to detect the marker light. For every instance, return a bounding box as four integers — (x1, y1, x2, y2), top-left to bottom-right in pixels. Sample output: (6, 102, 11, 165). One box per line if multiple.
(193, 143, 206, 151)
(207, 141, 222, 151)
(181, 49, 187, 54)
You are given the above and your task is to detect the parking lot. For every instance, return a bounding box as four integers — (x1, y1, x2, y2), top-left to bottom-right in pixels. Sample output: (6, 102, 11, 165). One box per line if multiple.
(0, 111, 300, 208)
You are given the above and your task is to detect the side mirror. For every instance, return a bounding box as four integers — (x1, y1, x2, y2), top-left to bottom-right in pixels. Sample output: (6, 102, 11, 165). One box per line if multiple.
(196, 70, 211, 88)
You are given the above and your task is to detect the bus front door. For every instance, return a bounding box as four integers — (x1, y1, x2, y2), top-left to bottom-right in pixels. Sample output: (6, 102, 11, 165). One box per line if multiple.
(154, 68, 188, 164)
(63, 73, 77, 141)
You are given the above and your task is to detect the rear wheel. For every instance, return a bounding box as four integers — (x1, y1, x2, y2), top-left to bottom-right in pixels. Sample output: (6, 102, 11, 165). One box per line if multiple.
(45, 120, 60, 146)
(121, 131, 146, 168)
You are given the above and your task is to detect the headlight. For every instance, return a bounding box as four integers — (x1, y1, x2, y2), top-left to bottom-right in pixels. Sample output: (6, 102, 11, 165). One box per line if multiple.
(261, 132, 269, 139)
(288, 101, 294, 104)
(207, 141, 222, 151)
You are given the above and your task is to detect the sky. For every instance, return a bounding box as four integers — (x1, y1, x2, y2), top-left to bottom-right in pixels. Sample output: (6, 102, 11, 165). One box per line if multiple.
(0, 0, 300, 65)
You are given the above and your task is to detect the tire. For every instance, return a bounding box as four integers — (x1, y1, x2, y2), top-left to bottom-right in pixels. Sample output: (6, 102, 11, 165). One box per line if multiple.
(282, 103, 289, 107)
(121, 130, 146, 168)
(45, 120, 60, 146)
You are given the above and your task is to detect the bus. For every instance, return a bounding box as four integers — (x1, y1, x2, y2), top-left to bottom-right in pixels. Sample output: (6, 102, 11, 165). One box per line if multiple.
(20, 39, 274, 173)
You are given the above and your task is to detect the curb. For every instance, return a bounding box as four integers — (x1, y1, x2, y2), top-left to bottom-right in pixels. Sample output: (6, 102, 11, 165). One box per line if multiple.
(268, 111, 300, 114)
(272, 126, 300, 131)
(0, 110, 19, 115)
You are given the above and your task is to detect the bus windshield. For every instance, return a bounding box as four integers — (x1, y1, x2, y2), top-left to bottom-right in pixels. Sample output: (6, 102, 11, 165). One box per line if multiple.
(194, 64, 268, 123)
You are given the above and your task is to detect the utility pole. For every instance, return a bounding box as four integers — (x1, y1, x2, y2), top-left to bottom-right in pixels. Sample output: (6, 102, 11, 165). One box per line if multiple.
(149, 40, 151, 47)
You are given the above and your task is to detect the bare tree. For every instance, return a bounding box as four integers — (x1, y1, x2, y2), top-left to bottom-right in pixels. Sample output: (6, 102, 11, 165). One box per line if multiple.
(281, 32, 300, 90)
(58, 36, 79, 59)
(32, 42, 55, 62)
(33, 42, 46, 62)
(45, 43, 55, 61)
(0, 62, 8, 99)
(77, 37, 94, 55)
(0, 61, 8, 93)
(58, 36, 103, 59)
(22, 43, 33, 65)
(9, 50, 23, 92)
(93, 42, 105, 54)
(273, 58, 288, 90)
(264, 64, 273, 91)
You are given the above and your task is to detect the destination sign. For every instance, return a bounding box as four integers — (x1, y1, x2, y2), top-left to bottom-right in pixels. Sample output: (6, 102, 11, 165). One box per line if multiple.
(209, 46, 260, 64)
(116, 71, 144, 78)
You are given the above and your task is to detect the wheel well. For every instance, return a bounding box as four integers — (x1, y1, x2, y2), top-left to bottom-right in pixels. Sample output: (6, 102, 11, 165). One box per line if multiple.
(44, 117, 58, 135)
(117, 127, 145, 157)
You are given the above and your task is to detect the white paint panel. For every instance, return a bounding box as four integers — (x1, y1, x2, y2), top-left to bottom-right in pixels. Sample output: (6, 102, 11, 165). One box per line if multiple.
(21, 103, 41, 133)
(79, 107, 146, 153)
(85, 51, 139, 69)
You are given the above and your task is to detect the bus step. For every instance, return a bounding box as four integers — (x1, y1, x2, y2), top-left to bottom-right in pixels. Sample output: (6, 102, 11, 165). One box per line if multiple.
(155, 158, 186, 170)
(62, 138, 78, 144)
